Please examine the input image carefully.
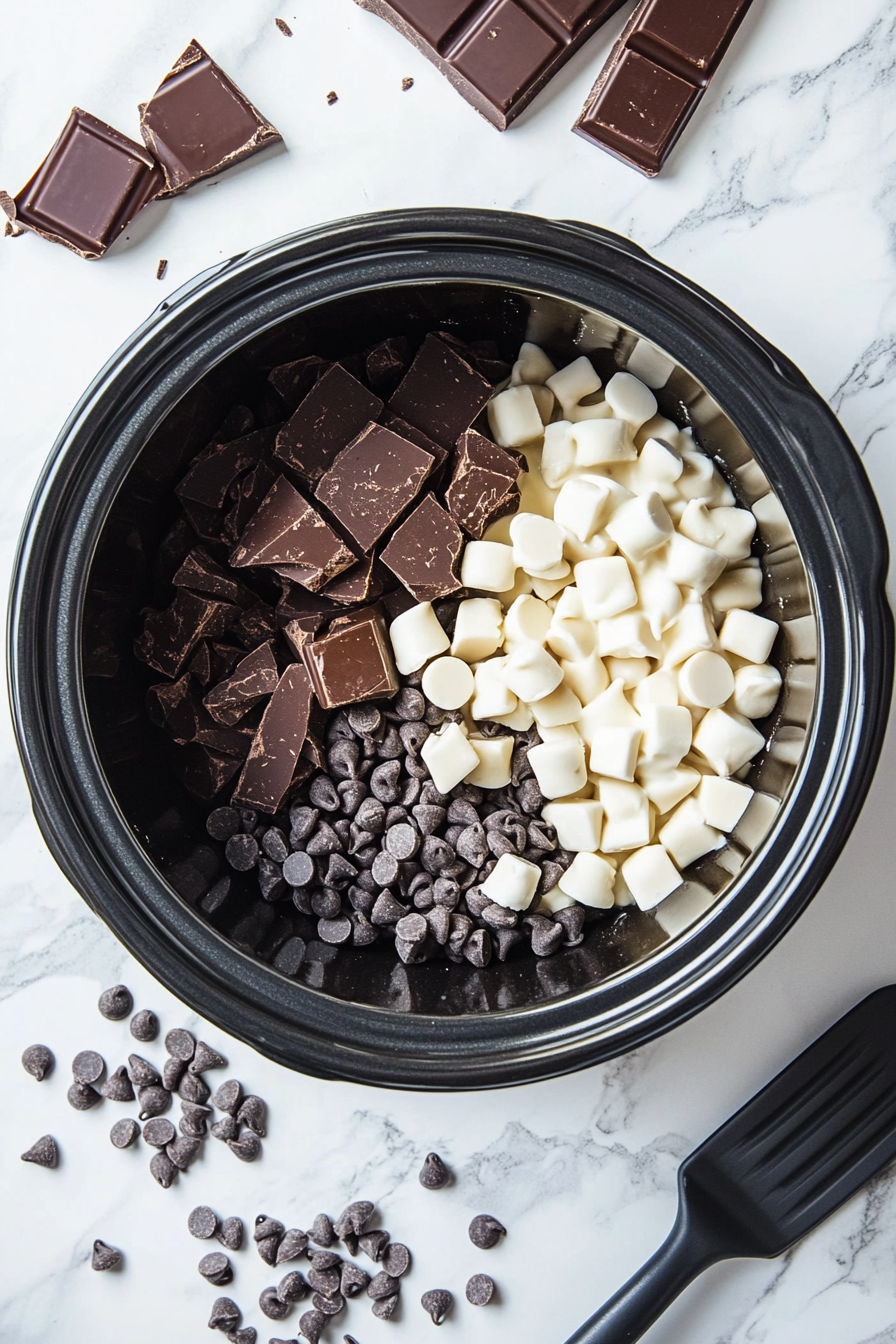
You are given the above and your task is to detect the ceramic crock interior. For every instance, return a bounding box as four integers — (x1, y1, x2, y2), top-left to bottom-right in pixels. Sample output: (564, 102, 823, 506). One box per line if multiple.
(81, 280, 817, 1016)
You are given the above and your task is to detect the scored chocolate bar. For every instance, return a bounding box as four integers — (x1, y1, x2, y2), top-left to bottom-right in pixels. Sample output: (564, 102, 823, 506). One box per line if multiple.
(573, 0, 755, 175)
(354, 0, 628, 130)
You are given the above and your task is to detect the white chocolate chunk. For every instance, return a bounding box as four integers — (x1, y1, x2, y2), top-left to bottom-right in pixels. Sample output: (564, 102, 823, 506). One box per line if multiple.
(531, 682, 583, 728)
(573, 418, 636, 467)
(626, 339, 675, 389)
(632, 669, 679, 713)
(527, 737, 588, 799)
(538, 886, 576, 913)
(709, 506, 756, 561)
(541, 422, 578, 488)
(575, 556, 637, 620)
(579, 679, 642, 738)
(451, 598, 504, 663)
(663, 601, 719, 667)
(637, 764, 701, 813)
(531, 571, 575, 600)
(752, 491, 793, 548)
(569, 399, 615, 424)
(677, 450, 718, 501)
(678, 651, 735, 708)
(600, 779, 651, 852)
(639, 704, 692, 768)
(542, 799, 604, 850)
(461, 540, 517, 593)
(561, 651, 609, 704)
(465, 736, 514, 789)
(553, 476, 610, 541)
(554, 585, 584, 621)
(502, 642, 564, 703)
(733, 790, 779, 849)
(421, 657, 475, 710)
(604, 656, 650, 687)
(696, 776, 753, 832)
(710, 564, 764, 612)
(653, 881, 716, 936)
(635, 562, 683, 638)
(719, 609, 778, 664)
(480, 852, 540, 911)
(531, 385, 556, 425)
(562, 529, 617, 565)
(664, 532, 727, 594)
(488, 384, 545, 448)
(733, 663, 782, 718)
(589, 725, 642, 781)
(613, 871, 636, 906)
(635, 415, 685, 451)
(558, 851, 616, 908)
(470, 657, 518, 720)
(605, 492, 673, 562)
(388, 601, 450, 675)
(546, 356, 602, 417)
(511, 341, 556, 386)
(658, 797, 724, 868)
(604, 371, 657, 428)
(622, 846, 681, 910)
(527, 557, 571, 584)
(420, 722, 480, 794)
(598, 613, 662, 660)
(693, 708, 766, 776)
(503, 594, 553, 648)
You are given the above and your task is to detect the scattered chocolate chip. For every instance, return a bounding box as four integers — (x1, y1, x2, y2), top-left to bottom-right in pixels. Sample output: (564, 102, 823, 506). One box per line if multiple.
(212, 1078, 242, 1114)
(72, 1050, 105, 1085)
(110, 1118, 140, 1149)
(167, 1134, 202, 1169)
(308, 1266, 340, 1297)
(419, 1151, 450, 1189)
(102, 1065, 135, 1101)
(336, 1201, 375, 1237)
(67, 1081, 101, 1110)
(211, 1114, 238, 1141)
(313, 1291, 346, 1316)
(200, 1251, 233, 1285)
(180, 1070, 211, 1105)
(382, 1243, 411, 1277)
(21, 1134, 58, 1168)
(138, 1085, 171, 1120)
(279, 1269, 309, 1302)
(189, 1205, 219, 1239)
(255, 1215, 285, 1246)
(421, 1288, 453, 1325)
(150, 1150, 178, 1187)
(98, 985, 133, 1020)
(260, 1285, 291, 1320)
(192, 1041, 227, 1073)
(371, 1294, 399, 1320)
(92, 1239, 122, 1271)
(341, 1262, 370, 1298)
(165, 1027, 196, 1061)
(276, 1228, 309, 1263)
(217, 1216, 244, 1251)
(229, 1130, 262, 1161)
(469, 1214, 506, 1249)
(21, 1044, 54, 1081)
(299, 1309, 326, 1342)
(367, 1271, 399, 1301)
(142, 1117, 176, 1148)
(359, 1229, 390, 1261)
(162, 1056, 186, 1091)
(227, 832, 259, 870)
(180, 1099, 212, 1136)
(229, 1330, 256, 1344)
(465, 1273, 495, 1306)
(128, 1054, 161, 1088)
(309, 1250, 341, 1271)
(237, 1094, 267, 1136)
(129, 1009, 159, 1042)
(275, 17, 293, 36)
(208, 1296, 241, 1331)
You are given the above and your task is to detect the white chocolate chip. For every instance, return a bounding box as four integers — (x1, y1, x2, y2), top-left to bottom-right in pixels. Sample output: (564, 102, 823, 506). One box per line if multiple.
(470, 657, 518, 720)
(632, 669, 679, 713)
(531, 682, 583, 728)
(637, 764, 701, 813)
(558, 851, 616, 908)
(662, 601, 719, 667)
(541, 799, 604, 850)
(480, 852, 540, 910)
(679, 500, 723, 549)
(626, 339, 675, 389)
(710, 563, 764, 612)
(658, 797, 724, 868)
(574, 556, 637, 620)
(589, 725, 642, 781)
(450, 598, 504, 663)
(531, 570, 575, 600)
(677, 651, 735, 708)
(511, 341, 556, 386)
(604, 372, 658, 428)
(663, 532, 727, 594)
(545, 355, 602, 417)
(732, 663, 782, 718)
(503, 593, 553, 647)
(579, 679, 642, 737)
(421, 656, 475, 710)
(598, 613, 662, 660)
(541, 422, 578, 488)
(635, 562, 684, 638)
(719, 609, 778, 664)
(460, 540, 517, 592)
(388, 601, 450, 675)
(572, 418, 635, 467)
(465, 736, 514, 789)
(638, 704, 692, 768)
(489, 700, 535, 731)
(419, 721, 481, 793)
(696, 776, 753, 831)
(527, 736, 588, 799)
(630, 438, 683, 501)
(605, 656, 651, 687)
(605, 492, 673, 562)
(621, 846, 681, 910)
(693, 708, 766, 776)
(488, 384, 545, 448)
(677, 450, 718, 501)
(502, 642, 564, 702)
(708, 506, 756, 561)
(553, 477, 610, 541)
(561, 651, 609, 704)
(546, 610, 596, 661)
(569, 399, 615, 424)
(538, 886, 576, 913)
(599, 779, 651, 852)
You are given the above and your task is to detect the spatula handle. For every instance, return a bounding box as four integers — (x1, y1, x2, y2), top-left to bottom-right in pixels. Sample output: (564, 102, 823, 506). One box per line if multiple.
(564, 1206, 720, 1344)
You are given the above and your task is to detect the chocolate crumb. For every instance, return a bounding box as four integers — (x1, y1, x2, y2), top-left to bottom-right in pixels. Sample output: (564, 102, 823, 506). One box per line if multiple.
(402, 77, 414, 91)
(275, 17, 293, 35)
(157, 258, 168, 280)
(327, 91, 338, 106)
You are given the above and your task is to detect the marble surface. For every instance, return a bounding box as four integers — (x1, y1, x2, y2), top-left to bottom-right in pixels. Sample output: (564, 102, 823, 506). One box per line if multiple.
(1, 1, 895, 1341)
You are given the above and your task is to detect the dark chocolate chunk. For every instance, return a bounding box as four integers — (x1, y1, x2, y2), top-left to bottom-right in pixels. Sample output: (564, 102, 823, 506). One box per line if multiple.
(445, 429, 524, 538)
(421, 1287, 453, 1324)
(380, 494, 464, 601)
(465, 1272, 495, 1306)
(233, 663, 315, 813)
(275, 364, 384, 486)
(92, 1239, 123, 1271)
(21, 1044, 54, 1081)
(315, 422, 434, 553)
(573, 0, 754, 175)
(469, 1214, 506, 1248)
(388, 333, 493, 447)
(129, 1009, 159, 1042)
(204, 641, 279, 724)
(12, 108, 162, 259)
(353, 0, 627, 130)
(172, 546, 255, 606)
(322, 551, 387, 607)
(110, 1118, 141, 1148)
(139, 40, 282, 195)
(176, 427, 273, 509)
(302, 606, 399, 709)
(172, 744, 242, 800)
(135, 590, 239, 678)
(365, 336, 412, 393)
(98, 984, 133, 1020)
(102, 1065, 135, 1102)
(189, 1205, 219, 1239)
(230, 476, 354, 589)
(223, 459, 277, 545)
(200, 1251, 233, 1285)
(269, 355, 330, 411)
(21, 1134, 59, 1168)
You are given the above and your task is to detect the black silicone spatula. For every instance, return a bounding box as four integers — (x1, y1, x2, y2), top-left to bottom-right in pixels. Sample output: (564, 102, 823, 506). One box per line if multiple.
(566, 986, 896, 1344)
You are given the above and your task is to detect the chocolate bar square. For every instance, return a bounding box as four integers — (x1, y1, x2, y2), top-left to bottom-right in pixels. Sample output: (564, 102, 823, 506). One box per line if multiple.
(388, 333, 493, 449)
(575, 49, 700, 176)
(315, 422, 434, 553)
(229, 476, 355, 590)
(275, 364, 384, 485)
(301, 608, 399, 709)
(380, 493, 465, 601)
(451, 3, 563, 118)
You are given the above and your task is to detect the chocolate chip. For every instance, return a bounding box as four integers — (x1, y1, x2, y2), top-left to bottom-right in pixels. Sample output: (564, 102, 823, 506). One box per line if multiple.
(371, 891, 407, 925)
(226, 833, 259, 870)
(67, 1081, 101, 1110)
(128, 1053, 160, 1088)
(309, 1213, 335, 1247)
(102, 1065, 135, 1102)
(228, 1330, 256, 1344)
(142, 1117, 176, 1148)
(229, 1130, 262, 1161)
(348, 703, 382, 734)
(237, 1094, 267, 1136)
(162, 1057, 186, 1091)
(217, 1216, 244, 1251)
(21, 1134, 58, 1167)
(529, 914, 565, 957)
(255, 1215, 285, 1244)
(150, 1150, 178, 1187)
(371, 1294, 399, 1320)
(309, 775, 340, 811)
(420, 835, 454, 874)
(369, 759, 402, 804)
(189, 1205, 219, 1239)
(299, 1309, 326, 1342)
(306, 821, 341, 856)
(463, 927, 492, 967)
(419, 1151, 450, 1189)
(494, 927, 524, 961)
(138, 1085, 171, 1119)
(516, 777, 544, 814)
(367, 1270, 399, 1300)
(179, 1070, 210, 1104)
(308, 1266, 340, 1297)
(180, 1099, 212, 1136)
(279, 1269, 309, 1302)
(382, 1243, 411, 1277)
(98, 984, 133, 1020)
(21, 1044, 54, 1081)
(200, 1251, 233, 1285)
(207, 806, 241, 840)
(465, 1273, 495, 1306)
(72, 1050, 105, 1085)
(260, 1285, 291, 1320)
(359, 1229, 390, 1261)
(341, 1262, 370, 1297)
(208, 1296, 241, 1330)
(211, 1114, 238, 1141)
(92, 1239, 122, 1271)
(212, 1078, 242, 1113)
(421, 1288, 453, 1324)
(554, 904, 586, 945)
(129, 1009, 159, 1041)
(276, 1228, 309, 1263)
(469, 1214, 506, 1249)
(263, 826, 290, 862)
(192, 1041, 227, 1073)
(110, 1118, 140, 1149)
(167, 1134, 202, 1169)
(385, 822, 420, 860)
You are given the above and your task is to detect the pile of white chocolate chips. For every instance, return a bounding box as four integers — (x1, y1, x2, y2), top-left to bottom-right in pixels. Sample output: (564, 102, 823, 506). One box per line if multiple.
(388, 343, 781, 917)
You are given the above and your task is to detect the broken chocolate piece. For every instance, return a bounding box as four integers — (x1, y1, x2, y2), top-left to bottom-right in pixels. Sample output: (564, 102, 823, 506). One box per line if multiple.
(322, 553, 389, 607)
(221, 459, 277, 546)
(445, 429, 524, 538)
(204, 641, 280, 724)
(388, 333, 493, 448)
(135, 591, 239, 678)
(364, 337, 412, 395)
(301, 607, 399, 709)
(315, 423, 434, 553)
(172, 743, 242, 800)
(229, 476, 354, 590)
(139, 40, 282, 195)
(233, 664, 315, 812)
(268, 356, 330, 412)
(380, 494, 464, 601)
(275, 364, 384, 486)
(176, 428, 274, 509)
(13, 108, 163, 259)
(173, 547, 255, 606)
(230, 602, 278, 650)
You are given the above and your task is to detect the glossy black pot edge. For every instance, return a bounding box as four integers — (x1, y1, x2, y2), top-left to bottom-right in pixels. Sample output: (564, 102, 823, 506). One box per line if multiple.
(9, 210, 894, 1089)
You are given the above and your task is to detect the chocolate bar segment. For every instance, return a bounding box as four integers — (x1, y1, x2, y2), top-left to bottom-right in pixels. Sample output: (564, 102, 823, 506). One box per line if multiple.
(139, 40, 282, 195)
(232, 664, 315, 812)
(445, 429, 524, 538)
(176, 427, 274, 509)
(380, 493, 465, 601)
(203, 641, 279, 725)
(354, 0, 627, 129)
(315, 423, 434, 553)
(275, 364, 384, 486)
(573, 0, 754, 176)
(13, 108, 163, 259)
(135, 591, 239, 679)
(301, 608, 399, 709)
(388, 333, 493, 449)
(229, 476, 354, 590)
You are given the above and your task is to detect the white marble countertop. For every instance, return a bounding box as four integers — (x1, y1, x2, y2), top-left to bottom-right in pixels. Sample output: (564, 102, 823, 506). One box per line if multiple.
(1, 1, 895, 1341)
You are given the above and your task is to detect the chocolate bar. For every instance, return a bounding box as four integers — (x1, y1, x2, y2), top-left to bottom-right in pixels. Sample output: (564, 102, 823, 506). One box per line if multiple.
(388, 333, 493, 449)
(315, 423, 435, 553)
(275, 364, 383, 486)
(300, 607, 399, 709)
(139, 40, 282, 195)
(12, 108, 163, 259)
(380, 493, 465, 601)
(232, 664, 315, 812)
(573, 0, 754, 175)
(354, 0, 628, 130)
(229, 476, 355, 590)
